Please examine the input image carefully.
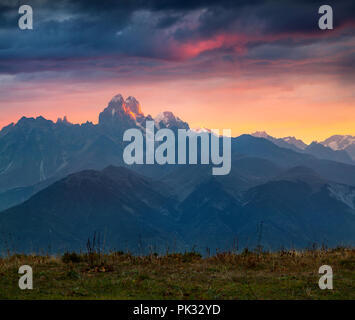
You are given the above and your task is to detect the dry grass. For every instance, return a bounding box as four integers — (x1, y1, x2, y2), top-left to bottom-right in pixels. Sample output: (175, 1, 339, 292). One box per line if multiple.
(0, 247, 354, 300)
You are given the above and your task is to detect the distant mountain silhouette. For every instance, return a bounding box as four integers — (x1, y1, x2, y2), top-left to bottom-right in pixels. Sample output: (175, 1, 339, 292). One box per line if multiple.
(320, 135, 355, 161)
(1, 165, 354, 253)
(0, 94, 355, 253)
(305, 142, 353, 165)
(1, 95, 354, 194)
(252, 131, 307, 151)
(0, 94, 187, 192)
(251, 131, 354, 164)
(0, 166, 182, 253)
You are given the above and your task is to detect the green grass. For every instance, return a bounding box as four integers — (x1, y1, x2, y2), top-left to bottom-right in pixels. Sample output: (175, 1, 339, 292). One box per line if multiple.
(0, 248, 354, 300)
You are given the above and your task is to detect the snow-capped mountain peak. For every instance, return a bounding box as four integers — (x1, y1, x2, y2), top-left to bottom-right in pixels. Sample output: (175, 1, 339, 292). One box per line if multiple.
(99, 93, 146, 127)
(282, 136, 307, 150)
(125, 96, 142, 115)
(251, 131, 273, 139)
(110, 94, 125, 105)
(320, 135, 355, 150)
(154, 111, 189, 130)
(251, 131, 307, 151)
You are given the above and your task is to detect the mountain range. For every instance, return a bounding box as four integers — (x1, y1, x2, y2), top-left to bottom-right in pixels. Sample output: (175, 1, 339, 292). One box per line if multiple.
(251, 131, 355, 164)
(0, 94, 354, 253)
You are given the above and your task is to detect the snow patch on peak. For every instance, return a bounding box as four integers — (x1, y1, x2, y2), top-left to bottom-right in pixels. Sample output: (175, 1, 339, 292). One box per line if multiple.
(192, 127, 212, 134)
(321, 135, 355, 150)
(251, 131, 307, 150)
(192, 127, 224, 137)
(154, 111, 189, 130)
(282, 136, 307, 150)
(155, 111, 175, 123)
(126, 96, 138, 104)
(110, 94, 124, 104)
(251, 131, 272, 139)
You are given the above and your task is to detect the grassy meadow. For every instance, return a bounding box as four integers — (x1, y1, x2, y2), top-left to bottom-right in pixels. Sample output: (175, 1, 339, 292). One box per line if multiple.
(0, 247, 354, 300)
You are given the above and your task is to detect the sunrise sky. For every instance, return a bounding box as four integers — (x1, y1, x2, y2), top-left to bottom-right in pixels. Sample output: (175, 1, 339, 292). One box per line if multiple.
(0, 0, 354, 143)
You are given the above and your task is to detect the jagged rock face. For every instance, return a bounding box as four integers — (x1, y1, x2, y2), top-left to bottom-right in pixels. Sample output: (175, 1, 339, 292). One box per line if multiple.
(98, 94, 144, 128)
(98, 94, 190, 135)
(251, 131, 354, 165)
(125, 96, 142, 115)
(155, 111, 189, 131)
(321, 135, 355, 151)
(251, 131, 307, 152)
(282, 136, 307, 150)
(0, 93, 191, 192)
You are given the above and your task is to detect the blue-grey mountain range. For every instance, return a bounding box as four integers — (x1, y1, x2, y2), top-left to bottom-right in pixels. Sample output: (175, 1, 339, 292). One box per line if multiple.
(0, 94, 354, 253)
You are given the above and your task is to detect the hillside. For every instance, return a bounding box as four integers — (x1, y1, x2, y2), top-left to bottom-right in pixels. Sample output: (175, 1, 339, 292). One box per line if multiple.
(1, 164, 355, 253)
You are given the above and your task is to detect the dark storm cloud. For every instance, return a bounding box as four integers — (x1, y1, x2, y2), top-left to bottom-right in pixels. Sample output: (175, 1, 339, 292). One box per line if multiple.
(0, 0, 354, 76)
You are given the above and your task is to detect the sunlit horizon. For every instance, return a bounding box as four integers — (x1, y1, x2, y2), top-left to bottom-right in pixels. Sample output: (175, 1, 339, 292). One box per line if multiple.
(1, 1, 354, 144)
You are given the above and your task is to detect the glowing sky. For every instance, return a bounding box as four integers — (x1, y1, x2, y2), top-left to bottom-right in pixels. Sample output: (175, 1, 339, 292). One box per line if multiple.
(0, 0, 354, 143)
